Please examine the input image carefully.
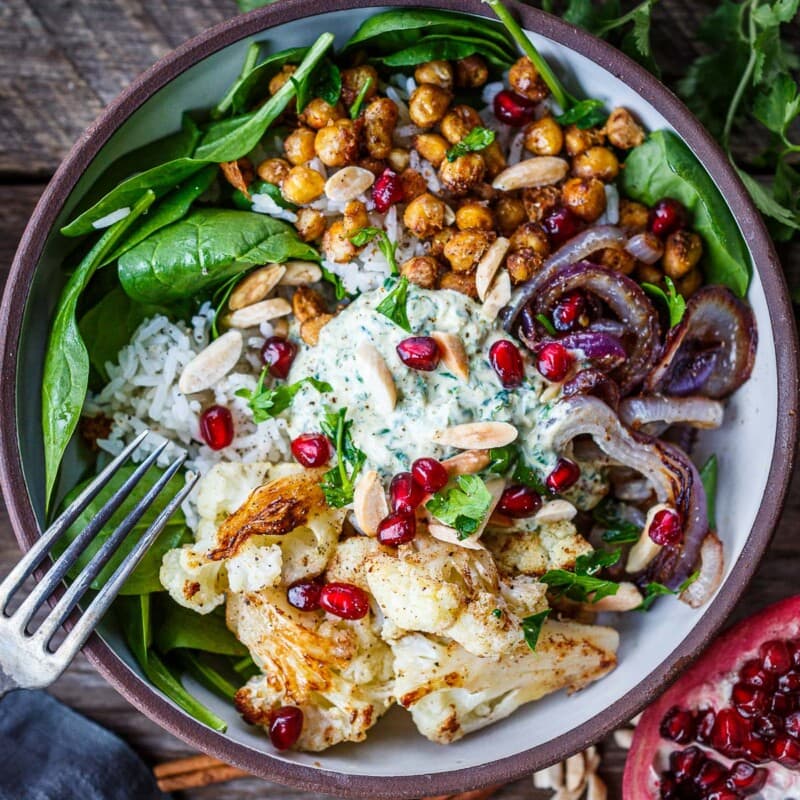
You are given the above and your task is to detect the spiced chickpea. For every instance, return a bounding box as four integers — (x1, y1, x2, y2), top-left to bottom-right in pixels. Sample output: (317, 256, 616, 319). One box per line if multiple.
(440, 270, 479, 299)
(494, 195, 527, 236)
(439, 153, 485, 195)
(440, 105, 483, 144)
(256, 157, 290, 186)
(509, 57, 550, 102)
(454, 55, 489, 88)
(471, 182, 497, 203)
(573, 146, 619, 182)
(364, 97, 398, 160)
(388, 148, 410, 173)
(636, 262, 663, 285)
(456, 201, 494, 231)
(598, 246, 635, 276)
(294, 207, 326, 242)
(322, 219, 358, 263)
(409, 84, 452, 128)
(358, 157, 387, 176)
(284, 127, 317, 165)
(509, 221, 550, 256)
(341, 65, 379, 107)
(281, 166, 325, 205)
(663, 230, 703, 280)
(413, 133, 449, 167)
(522, 185, 560, 222)
(399, 168, 428, 201)
(429, 227, 455, 259)
(314, 119, 360, 167)
(561, 177, 606, 222)
(401, 256, 441, 289)
(481, 140, 507, 179)
(414, 60, 453, 90)
(677, 268, 703, 298)
(605, 107, 645, 150)
(506, 248, 544, 284)
(443, 230, 492, 272)
(342, 200, 369, 237)
(564, 124, 605, 157)
(523, 117, 564, 156)
(619, 198, 650, 233)
(300, 98, 344, 130)
(404, 192, 447, 239)
(269, 65, 296, 96)
(292, 286, 328, 323)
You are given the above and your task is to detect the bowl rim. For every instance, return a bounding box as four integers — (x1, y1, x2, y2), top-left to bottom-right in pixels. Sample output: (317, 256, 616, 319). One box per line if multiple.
(1, 0, 797, 796)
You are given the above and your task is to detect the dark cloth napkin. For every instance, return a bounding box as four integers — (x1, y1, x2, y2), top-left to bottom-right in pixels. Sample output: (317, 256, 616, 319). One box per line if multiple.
(0, 690, 167, 800)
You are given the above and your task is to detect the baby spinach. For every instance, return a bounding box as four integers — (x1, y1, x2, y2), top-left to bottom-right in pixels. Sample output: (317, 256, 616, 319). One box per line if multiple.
(226, 46, 309, 116)
(349, 77, 373, 119)
(174, 651, 242, 702)
(234, 180, 297, 212)
(554, 99, 608, 130)
(379, 35, 513, 70)
(43, 192, 155, 508)
(212, 41, 262, 119)
(642, 276, 687, 328)
(117, 209, 319, 303)
(154, 601, 247, 656)
(294, 59, 341, 112)
(621, 130, 751, 297)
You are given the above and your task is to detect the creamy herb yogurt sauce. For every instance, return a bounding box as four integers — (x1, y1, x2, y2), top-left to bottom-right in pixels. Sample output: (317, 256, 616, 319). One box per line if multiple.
(287, 284, 575, 482)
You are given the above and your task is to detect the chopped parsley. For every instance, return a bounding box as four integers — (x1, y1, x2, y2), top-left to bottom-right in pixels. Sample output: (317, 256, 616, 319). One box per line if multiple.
(637, 572, 701, 612)
(491, 608, 503, 619)
(320, 408, 366, 508)
(541, 548, 622, 603)
(535, 313, 558, 337)
(700, 454, 718, 530)
(486, 445, 547, 493)
(593, 498, 642, 545)
(554, 98, 608, 129)
(426, 474, 493, 539)
(350, 227, 398, 274)
(235, 373, 331, 423)
(642, 276, 687, 328)
(446, 126, 496, 162)
(521, 609, 550, 652)
(375, 276, 411, 332)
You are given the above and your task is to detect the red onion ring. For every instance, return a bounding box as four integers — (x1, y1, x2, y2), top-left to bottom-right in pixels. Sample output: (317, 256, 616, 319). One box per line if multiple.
(619, 395, 724, 431)
(679, 532, 724, 608)
(625, 232, 664, 265)
(562, 368, 621, 409)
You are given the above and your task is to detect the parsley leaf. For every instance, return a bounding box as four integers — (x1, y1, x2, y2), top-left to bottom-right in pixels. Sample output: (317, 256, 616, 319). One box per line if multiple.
(375, 276, 412, 332)
(642, 276, 687, 328)
(555, 98, 608, 129)
(446, 127, 496, 161)
(349, 76, 373, 119)
(512, 460, 548, 494)
(593, 498, 642, 544)
(236, 373, 331, 424)
(535, 313, 558, 337)
(700, 454, 718, 530)
(320, 264, 351, 301)
(488, 445, 519, 475)
(637, 571, 700, 612)
(491, 608, 503, 619)
(426, 474, 493, 539)
(320, 408, 366, 507)
(541, 548, 622, 603)
(521, 609, 550, 652)
(350, 227, 399, 274)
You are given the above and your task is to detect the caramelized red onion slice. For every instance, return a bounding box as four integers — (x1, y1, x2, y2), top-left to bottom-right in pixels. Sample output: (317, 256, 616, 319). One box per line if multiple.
(562, 368, 621, 409)
(645, 286, 757, 399)
(625, 232, 663, 264)
(560, 332, 627, 365)
(619, 395, 724, 432)
(679, 531, 724, 608)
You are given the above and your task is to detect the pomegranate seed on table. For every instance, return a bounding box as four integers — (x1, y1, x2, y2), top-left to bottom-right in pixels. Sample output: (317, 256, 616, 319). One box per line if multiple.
(396, 336, 441, 371)
(536, 342, 573, 382)
(660, 706, 697, 744)
(411, 457, 448, 493)
(648, 197, 687, 237)
(390, 471, 425, 513)
(497, 485, 541, 518)
(489, 340, 525, 387)
(542, 206, 582, 247)
(319, 582, 370, 620)
(287, 579, 322, 611)
(261, 336, 297, 379)
(552, 290, 588, 333)
(199, 405, 234, 450)
(372, 167, 405, 213)
(268, 706, 303, 750)
(731, 683, 768, 718)
(761, 639, 793, 674)
(377, 511, 417, 546)
(545, 458, 580, 494)
(493, 89, 537, 127)
(648, 508, 683, 546)
(726, 760, 767, 792)
(291, 433, 332, 468)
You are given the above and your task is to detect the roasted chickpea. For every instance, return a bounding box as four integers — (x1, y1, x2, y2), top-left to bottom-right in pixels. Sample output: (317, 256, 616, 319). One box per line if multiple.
(509, 57, 550, 102)
(341, 65, 379, 107)
(399, 168, 428, 201)
(284, 127, 317, 165)
(414, 60, 453, 90)
(388, 148, 410, 173)
(269, 65, 296, 96)
(401, 255, 441, 288)
(564, 124, 605, 157)
(605, 107, 645, 150)
(573, 146, 619, 182)
(598, 246, 635, 276)
(409, 84, 452, 128)
(440, 270, 478, 299)
(364, 97, 398, 159)
(429, 227, 455, 259)
(522, 185, 561, 222)
(636, 262, 663, 285)
(494, 195, 527, 236)
(300, 98, 344, 130)
(471, 182, 497, 203)
(322, 219, 358, 263)
(440, 104, 482, 144)
(456, 201, 494, 231)
(561, 177, 606, 222)
(342, 200, 369, 238)
(404, 192, 446, 239)
(619, 198, 650, 234)
(294, 207, 326, 242)
(439, 153, 485, 195)
(314, 119, 360, 167)
(300, 313, 334, 347)
(292, 285, 328, 323)
(505, 248, 544, 284)
(523, 117, 564, 156)
(281, 165, 325, 205)
(663, 230, 703, 280)
(481, 140, 507, 179)
(358, 157, 387, 176)
(454, 55, 489, 88)
(443, 230, 492, 272)
(256, 157, 290, 186)
(413, 133, 449, 167)
(509, 221, 550, 256)
(677, 268, 703, 298)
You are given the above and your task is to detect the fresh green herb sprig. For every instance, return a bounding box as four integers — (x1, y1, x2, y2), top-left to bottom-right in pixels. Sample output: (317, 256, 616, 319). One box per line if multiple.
(446, 127, 496, 161)
(593, 498, 642, 544)
(236, 373, 331, 423)
(350, 227, 399, 274)
(375, 276, 412, 331)
(642, 276, 687, 328)
(521, 609, 551, 651)
(637, 571, 700, 611)
(321, 264, 351, 301)
(320, 408, 367, 507)
(487, 445, 548, 493)
(350, 77, 374, 118)
(700, 454, 719, 530)
(426, 474, 494, 539)
(541, 548, 622, 602)
(554, 99, 608, 130)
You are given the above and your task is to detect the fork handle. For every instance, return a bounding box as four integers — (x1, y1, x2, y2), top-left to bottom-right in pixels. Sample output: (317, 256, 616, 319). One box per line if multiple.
(0, 665, 19, 699)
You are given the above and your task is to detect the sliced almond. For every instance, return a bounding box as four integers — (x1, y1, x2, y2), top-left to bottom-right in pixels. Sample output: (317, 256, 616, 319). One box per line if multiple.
(225, 297, 292, 329)
(565, 753, 586, 792)
(431, 331, 469, 381)
(356, 341, 396, 413)
(178, 330, 242, 395)
(442, 449, 491, 476)
(353, 470, 388, 537)
(585, 581, 643, 612)
(279, 260, 323, 286)
(475, 237, 510, 301)
(228, 265, 286, 310)
(324, 166, 375, 202)
(443, 203, 456, 226)
(491, 156, 569, 191)
(480, 269, 511, 321)
(586, 773, 607, 800)
(535, 763, 565, 790)
(534, 499, 578, 524)
(613, 729, 634, 750)
(626, 502, 671, 573)
(585, 746, 601, 772)
(428, 521, 486, 550)
(433, 421, 517, 450)
(221, 160, 251, 198)
(271, 318, 290, 338)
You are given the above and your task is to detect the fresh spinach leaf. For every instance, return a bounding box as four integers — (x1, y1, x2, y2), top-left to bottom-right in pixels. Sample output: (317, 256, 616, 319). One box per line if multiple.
(375, 276, 411, 332)
(239, 180, 298, 212)
(349, 77, 373, 119)
(446, 127, 496, 161)
(350, 227, 398, 274)
(174, 651, 242, 702)
(320, 408, 366, 508)
(555, 99, 608, 129)
(228, 47, 309, 115)
(700, 453, 718, 530)
(236, 372, 331, 423)
(300, 59, 341, 110)
(212, 41, 262, 119)
(521, 609, 550, 652)
(154, 600, 247, 656)
(379, 35, 513, 70)
(425, 475, 493, 539)
(642, 276, 687, 328)
(320, 264, 350, 301)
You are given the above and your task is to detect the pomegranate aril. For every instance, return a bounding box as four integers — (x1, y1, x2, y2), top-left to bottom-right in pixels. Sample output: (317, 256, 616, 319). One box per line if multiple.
(694, 757, 727, 788)
(396, 336, 441, 371)
(741, 734, 770, 763)
(710, 708, 747, 756)
(291, 433, 332, 468)
(287, 579, 322, 611)
(648, 508, 683, 546)
(648, 198, 687, 238)
(319, 582, 370, 620)
(411, 457, 448, 493)
(542, 206, 582, 248)
(753, 713, 782, 740)
(785, 710, 800, 739)
(658, 772, 679, 800)
(536, 342, 574, 382)
(497, 484, 542, 518)
(696, 708, 716, 743)
(669, 746, 705, 781)
(199, 405, 234, 450)
(726, 761, 767, 795)
(739, 658, 776, 691)
(372, 167, 404, 213)
(552, 290, 587, 333)
(760, 639, 792, 675)
(706, 790, 739, 800)
(489, 340, 525, 388)
(790, 639, 800, 668)
(731, 682, 768, 718)
(390, 471, 425, 513)
(261, 336, 297, 379)
(770, 734, 800, 767)
(660, 706, 697, 745)
(545, 458, 580, 494)
(269, 706, 303, 750)
(493, 89, 536, 127)
(377, 511, 417, 546)
(770, 691, 795, 715)
(778, 670, 800, 693)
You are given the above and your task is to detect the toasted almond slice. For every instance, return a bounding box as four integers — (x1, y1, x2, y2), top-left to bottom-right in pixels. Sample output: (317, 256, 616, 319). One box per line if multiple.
(534, 499, 578, 524)
(356, 341, 396, 413)
(475, 237, 510, 301)
(279, 260, 323, 286)
(225, 297, 292, 329)
(613, 729, 634, 750)
(221, 160, 251, 198)
(428, 521, 486, 550)
(585, 581, 643, 612)
(271, 318, 289, 338)
(480, 269, 511, 321)
(442, 449, 491, 476)
(443, 203, 456, 226)
(431, 331, 469, 381)
(585, 745, 601, 772)
(228, 265, 286, 310)
(626, 503, 670, 572)
(630, 713, 643, 727)
(491, 156, 569, 191)
(324, 166, 375, 202)
(433, 421, 517, 450)
(178, 330, 242, 395)
(586, 773, 607, 800)
(353, 470, 388, 537)
(565, 753, 586, 792)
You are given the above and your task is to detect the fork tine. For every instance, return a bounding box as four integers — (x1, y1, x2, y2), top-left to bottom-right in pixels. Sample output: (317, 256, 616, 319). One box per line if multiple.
(37, 453, 188, 644)
(0, 430, 150, 610)
(10, 441, 169, 630)
(54, 472, 200, 663)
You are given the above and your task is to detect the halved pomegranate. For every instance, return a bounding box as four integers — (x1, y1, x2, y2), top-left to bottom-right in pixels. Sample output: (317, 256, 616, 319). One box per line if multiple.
(624, 596, 800, 799)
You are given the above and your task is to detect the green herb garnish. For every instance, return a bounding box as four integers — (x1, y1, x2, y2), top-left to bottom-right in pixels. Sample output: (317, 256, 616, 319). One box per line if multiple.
(700, 454, 718, 530)
(446, 126, 496, 161)
(535, 313, 558, 337)
(521, 609, 550, 652)
(350, 227, 399, 274)
(637, 572, 701, 612)
(320, 408, 366, 508)
(593, 498, 642, 545)
(375, 276, 411, 332)
(236, 373, 331, 423)
(554, 98, 608, 130)
(541, 548, 622, 603)
(349, 76, 374, 119)
(642, 276, 687, 328)
(320, 264, 351, 301)
(488, 444, 519, 475)
(426, 474, 493, 539)
(491, 608, 503, 619)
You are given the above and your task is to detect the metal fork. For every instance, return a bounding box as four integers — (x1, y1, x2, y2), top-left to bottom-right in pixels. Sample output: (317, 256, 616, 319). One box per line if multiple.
(0, 430, 198, 698)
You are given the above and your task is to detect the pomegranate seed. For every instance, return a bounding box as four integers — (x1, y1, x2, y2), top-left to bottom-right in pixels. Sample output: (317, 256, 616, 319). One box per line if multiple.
(497, 484, 542, 518)
(739, 658, 776, 691)
(287, 579, 322, 611)
(669, 746, 705, 781)
(658, 772, 678, 800)
(660, 706, 697, 744)
(536, 342, 574, 381)
(552, 291, 588, 333)
(648, 198, 687, 238)
(268, 706, 303, 750)
(710, 708, 747, 756)
(753, 713, 782, 740)
(489, 340, 525, 387)
(741, 734, 770, 763)
(261, 336, 296, 379)
(199, 405, 234, 450)
(545, 458, 580, 494)
(771, 734, 800, 767)
(778, 670, 800, 693)
(789, 639, 800, 668)
(706, 790, 738, 800)
(377, 511, 417, 546)
(319, 582, 370, 620)
(396, 336, 440, 371)
(372, 167, 404, 213)
(411, 457, 448, 493)
(694, 757, 727, 788)
(726, 760, 767, 793)
(696, 708, 716, 743)
(291, 433, 332, 468)
(542, 206, 582, 247)
(492, 89, 536, 127)
(785, 711, 800, 739)
(390, 472, 425, 513)
(648, 508, 683, 546)
(770, 691, 795, 715)
(762, 639, 793, 675)
(731, 682, 768, 718)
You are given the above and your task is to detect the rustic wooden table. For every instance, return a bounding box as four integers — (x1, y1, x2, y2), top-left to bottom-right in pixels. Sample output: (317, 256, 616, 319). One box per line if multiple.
(1, 1, 798, 797)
